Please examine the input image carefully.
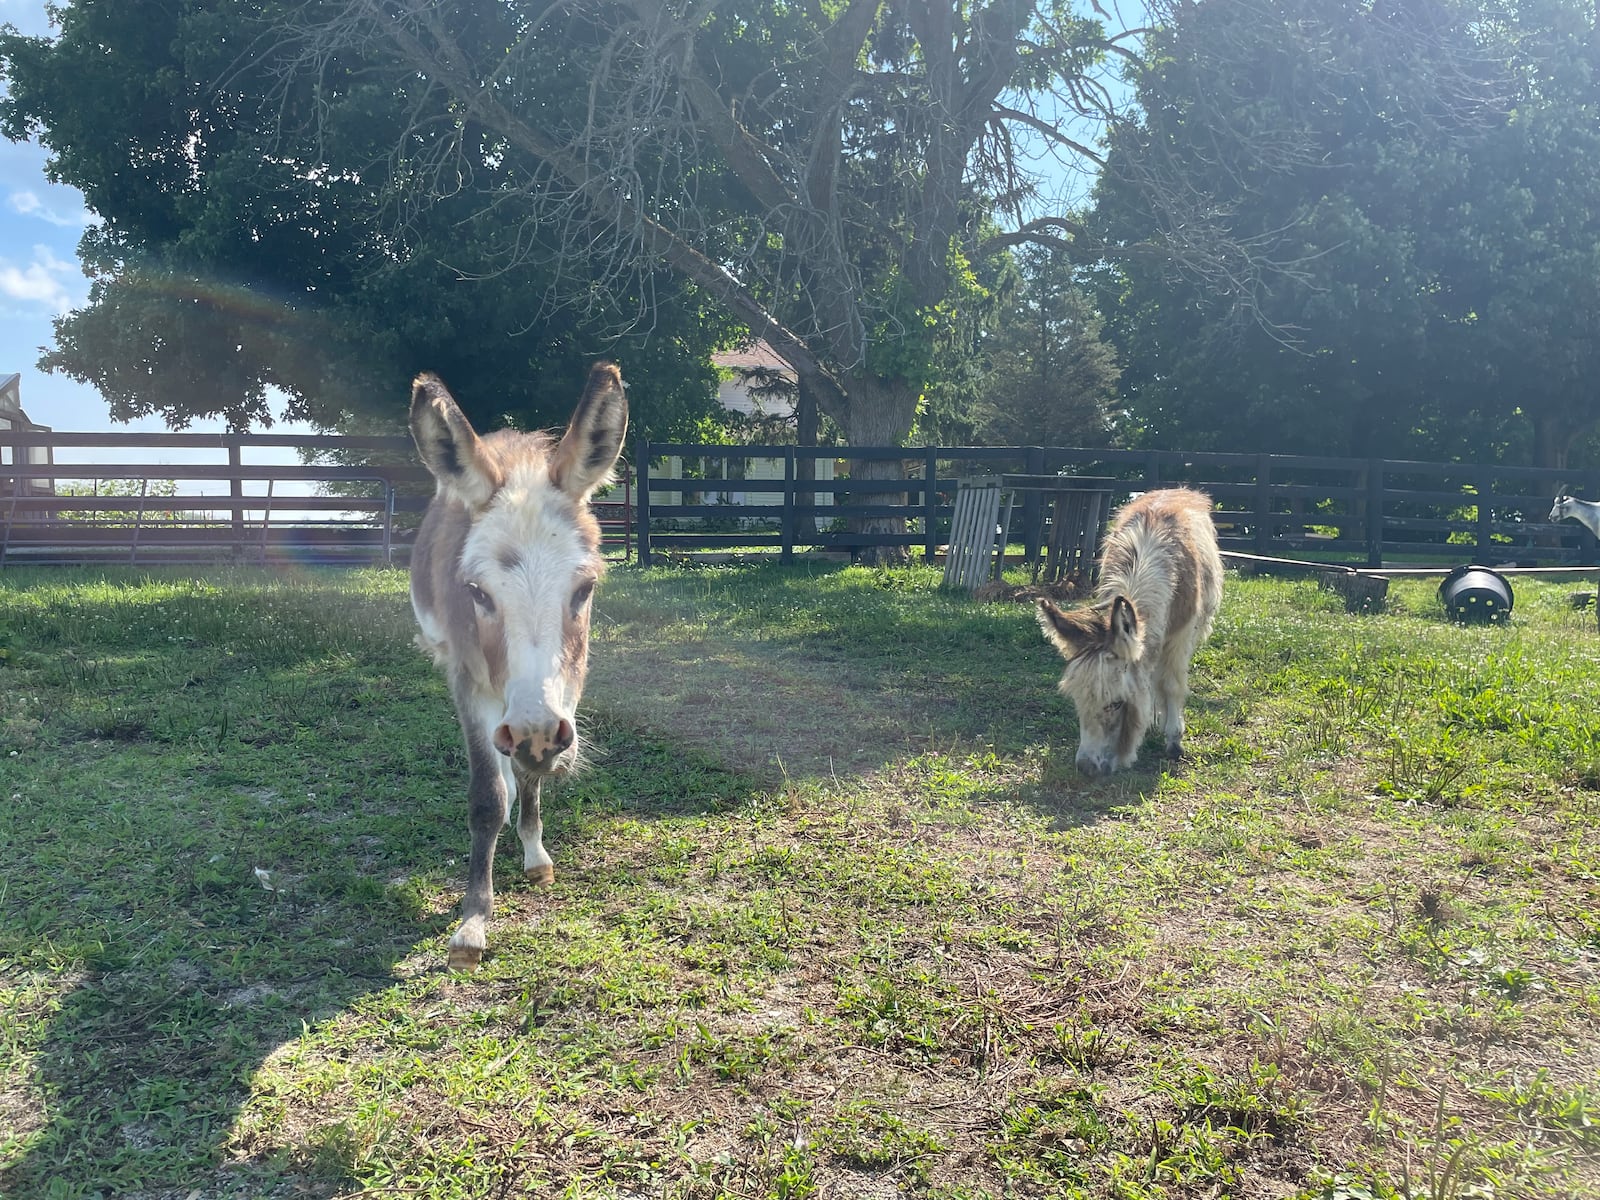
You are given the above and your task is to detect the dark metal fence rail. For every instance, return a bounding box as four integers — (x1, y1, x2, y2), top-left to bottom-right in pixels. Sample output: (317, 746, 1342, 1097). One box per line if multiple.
(0, 431, 633, 567)
(635, 441, 1600, 568)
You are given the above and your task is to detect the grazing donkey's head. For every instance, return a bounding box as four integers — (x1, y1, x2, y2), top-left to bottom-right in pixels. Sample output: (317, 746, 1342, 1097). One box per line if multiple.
(1036, 596, 1150, 776)
(410, 363, 628, 778)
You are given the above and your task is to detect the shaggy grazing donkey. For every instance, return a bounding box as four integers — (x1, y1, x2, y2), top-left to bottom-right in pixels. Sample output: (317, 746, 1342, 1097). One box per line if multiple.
(1036, 487, 1223, 776)
(409, 363, 627, 969)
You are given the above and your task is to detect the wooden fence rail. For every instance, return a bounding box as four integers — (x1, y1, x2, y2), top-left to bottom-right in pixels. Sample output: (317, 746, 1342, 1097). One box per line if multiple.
(635, 441, 1600, 569)
(0, 430, 632, 567)
(3, 429, 1595, 571)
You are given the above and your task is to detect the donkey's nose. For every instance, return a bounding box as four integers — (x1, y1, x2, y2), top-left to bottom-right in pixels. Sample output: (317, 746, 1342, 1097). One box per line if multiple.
(493, 718, 575, 766)
(1075, 754, 1111, 778)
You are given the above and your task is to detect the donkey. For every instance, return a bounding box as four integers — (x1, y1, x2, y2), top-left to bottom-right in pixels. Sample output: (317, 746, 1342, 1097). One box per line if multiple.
(409, 362, 627, 969)
(1549, 490, 1600, 540)
(1036, 486, 1223, 776)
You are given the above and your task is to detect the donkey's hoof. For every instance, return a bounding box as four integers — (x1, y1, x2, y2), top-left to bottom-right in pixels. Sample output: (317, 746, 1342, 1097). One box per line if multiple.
(1165, 742, 1186, 761)
(447, 944, 483, 971)
(525, 863, 555, 887)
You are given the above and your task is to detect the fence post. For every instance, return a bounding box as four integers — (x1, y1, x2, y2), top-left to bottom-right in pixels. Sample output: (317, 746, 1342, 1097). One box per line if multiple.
(623, 460, 633, 562)
(228, 441, 244, 560)
(1475, 464, 1494, 562)
(1366, 459, 1384, 569)
(636, 438, 652, 567)
(383, 483, 395, 567)
(924, 445, 939, 563)
(781, 446, 795, 564)
(261, 478, 274, 566)
(1146, 451, 1161, 491)
(130, 477, 148, 566)
(1022, 446, 1044, 564)
(1254, 454, 1273, 556)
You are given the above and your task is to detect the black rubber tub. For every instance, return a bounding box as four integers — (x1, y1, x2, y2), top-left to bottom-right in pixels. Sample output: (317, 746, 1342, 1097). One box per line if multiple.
(1438, 564, 1514, 623)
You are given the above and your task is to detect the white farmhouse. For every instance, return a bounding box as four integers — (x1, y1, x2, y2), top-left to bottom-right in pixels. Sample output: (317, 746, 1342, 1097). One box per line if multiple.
(0, 373, 56, 496)
(652, 344, 834, 529)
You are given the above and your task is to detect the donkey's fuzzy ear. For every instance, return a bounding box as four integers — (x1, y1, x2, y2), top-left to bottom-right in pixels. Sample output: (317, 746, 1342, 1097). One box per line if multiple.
(551, 361, 628, 502)
(1107, 595, 1144, 661)
(1037, 598, 1100, 659)
(410, 373, 499, 510)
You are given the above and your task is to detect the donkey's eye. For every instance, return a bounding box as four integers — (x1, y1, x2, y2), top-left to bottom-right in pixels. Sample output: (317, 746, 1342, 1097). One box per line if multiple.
(1105, 700, 1126, 714)
(571, 580, 595, 616)
(465, 582, 495, 613)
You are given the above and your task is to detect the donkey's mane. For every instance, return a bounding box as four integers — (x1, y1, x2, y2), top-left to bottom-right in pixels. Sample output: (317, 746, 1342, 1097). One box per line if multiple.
(1096, 512, 1179, 644)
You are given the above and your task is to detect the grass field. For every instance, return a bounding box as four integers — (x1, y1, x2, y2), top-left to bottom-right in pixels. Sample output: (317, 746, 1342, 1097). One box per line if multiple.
(1, 562, 1597, 1200)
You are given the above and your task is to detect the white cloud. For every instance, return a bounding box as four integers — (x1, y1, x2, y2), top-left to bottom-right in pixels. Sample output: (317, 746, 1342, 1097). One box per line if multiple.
(0, 244, 85, 313)
(10, 189, 92, 228)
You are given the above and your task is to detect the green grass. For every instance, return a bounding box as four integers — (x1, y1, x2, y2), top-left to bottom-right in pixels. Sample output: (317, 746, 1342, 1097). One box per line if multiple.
(1, 563, 1597, 1198)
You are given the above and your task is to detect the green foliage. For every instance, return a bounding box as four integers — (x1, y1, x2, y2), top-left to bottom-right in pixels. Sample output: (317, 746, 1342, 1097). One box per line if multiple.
(967, 244, 1122, 446)
(1092, 0, 1600, 468)
(53, 478, 188, 525)
(3, 1, 1130, 455)
(0, 3, 735, 437)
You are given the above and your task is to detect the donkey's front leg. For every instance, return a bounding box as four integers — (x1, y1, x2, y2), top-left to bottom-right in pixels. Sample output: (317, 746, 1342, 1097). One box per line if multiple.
(449, 732, 509, 971)
(1157, 660, 1190, 760)
(516, 771, 555, 886)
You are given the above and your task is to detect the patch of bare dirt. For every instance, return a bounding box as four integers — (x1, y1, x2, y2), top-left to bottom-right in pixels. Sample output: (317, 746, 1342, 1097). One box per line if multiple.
(586, 636, 971, 783)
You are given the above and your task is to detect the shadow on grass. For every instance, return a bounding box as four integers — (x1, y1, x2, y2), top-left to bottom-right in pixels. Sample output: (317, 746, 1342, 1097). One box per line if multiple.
(1, 720, 765, 1200)
(1, 818, 433, 1197)
(589, 562, 1250, 823)
(0, 569, 748, 1197)
(0, 563, 1205, 1194)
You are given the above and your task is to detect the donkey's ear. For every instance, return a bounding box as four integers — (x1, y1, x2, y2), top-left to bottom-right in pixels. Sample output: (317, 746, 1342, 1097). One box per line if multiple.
(410, 373, 499, 510)
(551, 361, 628, 502)
(1106, 595, 1144, 661)
(1037, 598, 1100, 659)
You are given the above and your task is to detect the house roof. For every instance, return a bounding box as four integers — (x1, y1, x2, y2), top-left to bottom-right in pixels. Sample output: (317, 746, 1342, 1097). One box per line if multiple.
(0, 374, 49, 432)
(712, 341, 794, 376)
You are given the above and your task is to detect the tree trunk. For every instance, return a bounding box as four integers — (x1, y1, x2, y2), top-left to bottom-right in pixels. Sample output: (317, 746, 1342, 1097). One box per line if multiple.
(1532, 411, 1572, 472)
(1529, 410, 1583, 549)
(842, 374, 921, 565)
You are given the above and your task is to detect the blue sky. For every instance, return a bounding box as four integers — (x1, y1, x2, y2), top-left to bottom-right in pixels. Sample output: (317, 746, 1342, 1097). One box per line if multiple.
(0, 0, 316, 461)
(0, 1, 101, 431)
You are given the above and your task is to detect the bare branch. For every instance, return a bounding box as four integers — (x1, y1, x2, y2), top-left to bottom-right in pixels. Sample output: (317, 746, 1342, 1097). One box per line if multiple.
(993, 104, 1105, 168)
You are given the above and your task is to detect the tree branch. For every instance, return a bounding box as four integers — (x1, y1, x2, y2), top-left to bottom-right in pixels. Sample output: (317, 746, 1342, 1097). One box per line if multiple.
(343, 0, 852, 414)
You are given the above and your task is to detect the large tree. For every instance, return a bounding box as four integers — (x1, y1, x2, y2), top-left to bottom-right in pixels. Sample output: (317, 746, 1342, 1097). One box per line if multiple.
(1428, 0, 1600, 470)
(0, 2, 736, 436)
(971, 244, 1121, 446)
(1091, 0, 1600, 468)
(249, 0, 1174, 555)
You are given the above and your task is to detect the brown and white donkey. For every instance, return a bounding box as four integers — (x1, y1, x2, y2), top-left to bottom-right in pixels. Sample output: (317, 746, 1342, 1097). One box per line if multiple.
(1036, 487, 1223, 777)
(409, 363, 628, 969)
